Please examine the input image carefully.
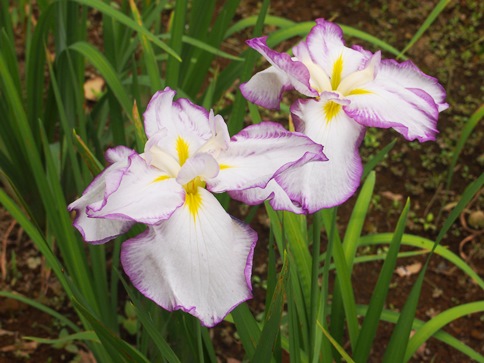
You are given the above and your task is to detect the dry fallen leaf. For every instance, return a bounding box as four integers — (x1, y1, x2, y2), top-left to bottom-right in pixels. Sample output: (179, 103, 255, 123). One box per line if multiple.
(381, 191, 403, 202)
(395, 262, 422, 277)
(84, 77, 105, 101)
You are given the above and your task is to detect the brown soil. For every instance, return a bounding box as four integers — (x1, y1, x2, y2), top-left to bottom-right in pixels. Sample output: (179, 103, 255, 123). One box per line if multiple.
(1, 0, 483, 362)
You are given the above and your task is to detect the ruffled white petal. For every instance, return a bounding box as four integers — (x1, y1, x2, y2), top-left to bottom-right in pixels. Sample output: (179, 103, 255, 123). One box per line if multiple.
(285, 98, 365, 211)
(121, 188, 257, 327)
(243, 37, 317, 100)
(378, 59, 448, 112)
(143, 87, 211, 148)
(207, 122, 326, 193)
(68, 149, 135, 244)
(88, 154, 185, 224)
(240, 66, 293, 109)
(304, 19, 366, 80)
(229, 178, 306, 214)
(344, 77, 440, 142)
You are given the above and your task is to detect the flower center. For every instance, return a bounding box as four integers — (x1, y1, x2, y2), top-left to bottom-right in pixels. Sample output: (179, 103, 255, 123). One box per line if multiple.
(183, 176, 205, 194)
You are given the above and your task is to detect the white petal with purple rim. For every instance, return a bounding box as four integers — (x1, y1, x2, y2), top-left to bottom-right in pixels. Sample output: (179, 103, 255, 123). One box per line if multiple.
(245, 37, 316, 97)
(304, 19, 366, 79)
(121, 188, 257, 327)
(344, 78, 439, 142)
(68, 155, 135, 244)
(143, 87, 211, 146)
(229, 179, 306, 214)
(284, 98, 365, 211)
(240, 66, 293, 110)
(207, 122, 326, 193)
(88, 154, 185, 224)
(378, 59, 448, 112)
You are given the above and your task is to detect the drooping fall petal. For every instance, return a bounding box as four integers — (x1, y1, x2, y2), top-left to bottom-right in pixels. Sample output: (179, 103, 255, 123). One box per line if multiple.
(121, 188, 257, 327)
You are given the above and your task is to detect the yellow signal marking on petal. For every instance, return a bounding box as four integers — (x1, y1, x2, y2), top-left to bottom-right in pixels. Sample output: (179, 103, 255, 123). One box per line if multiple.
(183, 177, 205, 219)
(152, 175, 170, 183)
(348, 88, 372, 95)
(185, 191, 202, 219)
(330, 55, 344, 90)
(324, 101, 341, 123)
(219, 164, 231, 170)
(176, 136, 190, 166)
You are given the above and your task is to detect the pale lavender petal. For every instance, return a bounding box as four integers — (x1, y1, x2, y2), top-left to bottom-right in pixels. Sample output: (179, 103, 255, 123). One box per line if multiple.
(68, 150, 136, 244)
(240, 66, 294, 109)
(121, 188, 257, 327)
(243, 37, 316, 100)
(344, 77, 440, 142)
(207, 121, 327, 193)
(143, 87, 211, 143)
(286, 98, 366, 211)
(378, 59, 448, 112)
(88, 154, 185, 224)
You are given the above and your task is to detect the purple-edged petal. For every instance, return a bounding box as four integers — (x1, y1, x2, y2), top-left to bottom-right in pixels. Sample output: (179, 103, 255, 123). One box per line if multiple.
(344, 77, 440, 142)
(285, 98, 366, 211)
(243, 37, 317, 101)
(121, 188, 257, 327)
(143, 87, 211, 144)
(88, 154, 185, 224)
(303, 19, 366, 80)
(207, 121, 327, 193)
(240, 66, 294, 109)
(229, 176, 305, 214)
(68, 150, 135, 243)
(378, 59, 448, 112)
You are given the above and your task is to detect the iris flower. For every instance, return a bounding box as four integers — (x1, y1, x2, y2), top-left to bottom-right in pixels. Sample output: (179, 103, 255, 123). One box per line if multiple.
(68, 87, 326, 327)
(241, 19, 448, 212)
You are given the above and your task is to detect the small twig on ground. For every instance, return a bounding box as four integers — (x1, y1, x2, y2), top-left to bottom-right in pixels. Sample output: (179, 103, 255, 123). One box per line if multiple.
(1, 220, 17, 281)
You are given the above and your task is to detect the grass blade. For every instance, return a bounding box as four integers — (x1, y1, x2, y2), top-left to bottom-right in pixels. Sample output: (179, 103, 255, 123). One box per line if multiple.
(24, 331, 100, 345)
(353, 199, 410, 362)
(69, 0, 180, 61)
(357, 305, 484, 362)
(446, 105, 483, 190)
(0, 291, 79, 332)
(405, 301, 484, 361)
(72, 299, 151, 363)
(231, 303, 261, 359)
(383, 174, 484, 362)
(398, 0, 450, 57)
(317, 321, 355, 363)
(253, 252, 289, 362)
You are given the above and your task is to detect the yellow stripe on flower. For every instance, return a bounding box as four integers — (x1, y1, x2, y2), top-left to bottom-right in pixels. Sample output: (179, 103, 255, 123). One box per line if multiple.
(152, 175, 170, 183)
(176, 136, 190, 166)
(331, 55, 343, 90)
(348, 88, 372, 95)
(219, 164, 231, 170)
(185, 191, 202, 219)
(183, 177, 205, 219)
(324, 101, 341, 122)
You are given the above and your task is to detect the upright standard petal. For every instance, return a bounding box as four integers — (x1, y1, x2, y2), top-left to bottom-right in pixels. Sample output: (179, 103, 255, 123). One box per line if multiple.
(241, 36, 317, 109)
(68, 147, 135, 244)
(121, 188, 257, 327)
(304, 18, 366, 80)
(240, 66, 294, 109)
(143, 87, 211, 145)
(88, 154, 185, 224)
(207, 122, 327, 193)
(284, 98, 366, 211)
